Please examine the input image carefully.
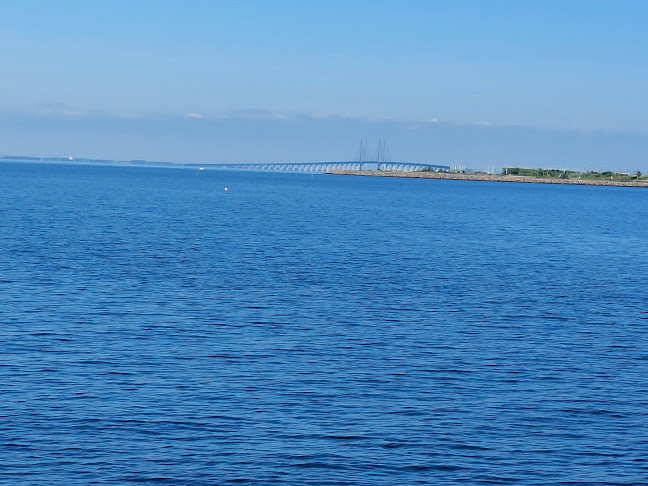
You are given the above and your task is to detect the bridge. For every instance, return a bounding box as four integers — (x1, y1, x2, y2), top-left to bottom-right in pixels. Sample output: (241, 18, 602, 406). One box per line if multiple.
(211, 161, 450, 173)
(204, 139, 450, 173)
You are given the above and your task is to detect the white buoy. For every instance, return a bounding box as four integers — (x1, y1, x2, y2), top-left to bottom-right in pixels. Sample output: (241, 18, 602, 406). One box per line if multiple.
(224, 187, 228, 192)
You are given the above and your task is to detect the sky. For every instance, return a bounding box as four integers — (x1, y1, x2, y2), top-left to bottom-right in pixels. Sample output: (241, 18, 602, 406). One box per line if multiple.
(1, 0, 647, 170)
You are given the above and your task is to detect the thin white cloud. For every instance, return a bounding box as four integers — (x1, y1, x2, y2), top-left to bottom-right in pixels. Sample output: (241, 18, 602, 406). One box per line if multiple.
(111, 112, 139, 119)
(37, 103, 87, 117)
(305, 112, 442, 126)
(227, 109, 290, 121)
(309, 112, 337, 120)
(25, 106, 498, 130)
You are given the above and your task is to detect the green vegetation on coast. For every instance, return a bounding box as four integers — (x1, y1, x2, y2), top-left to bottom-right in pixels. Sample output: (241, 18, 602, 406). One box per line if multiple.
(420, 165, 645, 182)
(502, 167, 645, 181)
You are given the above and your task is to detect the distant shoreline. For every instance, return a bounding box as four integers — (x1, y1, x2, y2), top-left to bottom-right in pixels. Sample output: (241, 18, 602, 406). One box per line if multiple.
(328, 170, 648, 188)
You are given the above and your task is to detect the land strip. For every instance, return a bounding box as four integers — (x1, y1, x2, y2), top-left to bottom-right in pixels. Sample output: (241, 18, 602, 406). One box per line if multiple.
(328, 170, 648, 188)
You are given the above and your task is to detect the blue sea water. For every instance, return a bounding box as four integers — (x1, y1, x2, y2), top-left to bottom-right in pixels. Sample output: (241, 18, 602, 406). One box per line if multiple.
(1, 162, 647, 485)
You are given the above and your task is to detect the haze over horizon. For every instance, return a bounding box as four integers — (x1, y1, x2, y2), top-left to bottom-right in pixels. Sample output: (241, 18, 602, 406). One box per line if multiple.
(1, 0, 647, 171)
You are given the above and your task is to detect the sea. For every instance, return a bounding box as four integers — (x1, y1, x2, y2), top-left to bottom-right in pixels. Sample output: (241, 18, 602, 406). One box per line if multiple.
(1, 161, 647, 485)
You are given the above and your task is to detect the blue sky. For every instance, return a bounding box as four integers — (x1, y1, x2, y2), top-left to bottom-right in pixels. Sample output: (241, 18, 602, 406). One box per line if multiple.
(1, 0, 647, 169)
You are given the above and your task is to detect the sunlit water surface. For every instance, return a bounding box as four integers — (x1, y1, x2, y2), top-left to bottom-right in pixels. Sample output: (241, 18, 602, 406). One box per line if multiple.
(1, 162, 647, 485)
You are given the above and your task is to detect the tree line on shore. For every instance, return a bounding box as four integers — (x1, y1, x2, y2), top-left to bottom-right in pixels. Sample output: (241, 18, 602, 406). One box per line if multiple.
(420, 166, 644, 181)
(500, 167, 644, 181)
